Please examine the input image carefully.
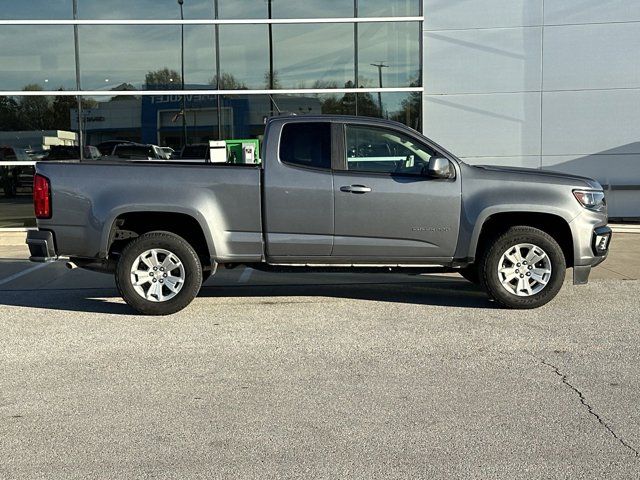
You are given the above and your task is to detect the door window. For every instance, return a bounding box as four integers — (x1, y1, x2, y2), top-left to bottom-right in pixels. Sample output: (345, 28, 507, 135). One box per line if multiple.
(279, 122, 331, 170)
(345, 124, 434, 175)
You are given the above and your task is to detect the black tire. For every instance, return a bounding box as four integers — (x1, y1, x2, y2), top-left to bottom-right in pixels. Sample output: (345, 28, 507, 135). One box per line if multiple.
(479, 226, 566, 309)
(115, 231, 202, 315)
(459, 265, 479, 284)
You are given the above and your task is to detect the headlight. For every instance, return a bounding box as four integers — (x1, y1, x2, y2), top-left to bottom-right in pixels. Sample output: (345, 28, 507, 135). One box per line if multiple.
(573, 190, 606, 212)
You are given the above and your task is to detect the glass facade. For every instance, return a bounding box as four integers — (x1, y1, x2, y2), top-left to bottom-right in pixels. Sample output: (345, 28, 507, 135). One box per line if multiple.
(0, 0, 423, 229)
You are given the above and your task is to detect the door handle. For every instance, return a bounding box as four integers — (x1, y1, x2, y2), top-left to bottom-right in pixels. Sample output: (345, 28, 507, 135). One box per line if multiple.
(340, 185, 372, 194)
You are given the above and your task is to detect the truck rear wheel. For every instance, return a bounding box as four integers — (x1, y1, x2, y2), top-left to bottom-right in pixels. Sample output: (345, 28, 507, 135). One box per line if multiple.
(479, 226, 566, 309)
(116, 231, 202, 315)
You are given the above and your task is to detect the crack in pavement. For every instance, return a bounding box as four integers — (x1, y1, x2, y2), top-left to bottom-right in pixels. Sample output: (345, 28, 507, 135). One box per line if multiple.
(542, 360, 640, 458)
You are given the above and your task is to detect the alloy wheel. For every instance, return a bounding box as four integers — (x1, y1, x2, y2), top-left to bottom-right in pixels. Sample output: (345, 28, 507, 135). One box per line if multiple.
(497, 243, 552, 297)
(130, 248, 185, 302)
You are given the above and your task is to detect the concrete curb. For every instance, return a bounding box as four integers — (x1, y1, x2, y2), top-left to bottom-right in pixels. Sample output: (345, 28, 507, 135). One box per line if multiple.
(611, 224, 640, 234)
(0, 232, 27, 247)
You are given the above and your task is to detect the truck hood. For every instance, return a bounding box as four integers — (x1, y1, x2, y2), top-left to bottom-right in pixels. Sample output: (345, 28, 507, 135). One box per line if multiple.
(470, 164, 602, 190)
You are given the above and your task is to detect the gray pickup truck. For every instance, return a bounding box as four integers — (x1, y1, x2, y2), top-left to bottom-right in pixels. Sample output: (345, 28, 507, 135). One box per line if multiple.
(27, 115, 611, 315)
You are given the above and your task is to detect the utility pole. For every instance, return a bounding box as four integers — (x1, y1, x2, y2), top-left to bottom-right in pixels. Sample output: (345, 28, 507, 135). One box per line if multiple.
(268, 0, 275, 115)
(178, 0, 187, 148)
(72, 0, 84, 160)
(370, 62, 388, 117)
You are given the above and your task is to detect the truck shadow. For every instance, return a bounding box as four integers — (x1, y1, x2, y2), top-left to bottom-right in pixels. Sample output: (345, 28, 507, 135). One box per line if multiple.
(198, 278, 492, 309)
(0, 277, 493, 315)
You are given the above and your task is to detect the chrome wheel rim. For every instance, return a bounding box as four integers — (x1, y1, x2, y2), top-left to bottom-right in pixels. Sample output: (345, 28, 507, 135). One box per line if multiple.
(498, 243, 552, 297)
(130, 248, 185, 302)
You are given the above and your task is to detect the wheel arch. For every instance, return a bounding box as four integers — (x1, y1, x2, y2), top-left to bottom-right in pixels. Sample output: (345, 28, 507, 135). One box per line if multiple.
(102, 210, 215, 266)
(470, 211, 575, 268)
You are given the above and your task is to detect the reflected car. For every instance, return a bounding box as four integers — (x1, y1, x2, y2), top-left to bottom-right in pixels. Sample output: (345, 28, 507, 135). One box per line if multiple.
(180, 144, 210, 161)
(46, 145, 102, 161)
(26, 149, 47, 161)
(0, 146, 33, 198)
(160, 147, 176, 160)
(96, 140, 135, 157)
(109, 143, 167, 161)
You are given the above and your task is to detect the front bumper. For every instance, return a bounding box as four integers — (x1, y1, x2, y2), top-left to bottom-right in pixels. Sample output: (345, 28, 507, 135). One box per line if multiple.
(572, 225, 612, 285)
(26, 230, 57, 262)
(592, 226, 612, 258)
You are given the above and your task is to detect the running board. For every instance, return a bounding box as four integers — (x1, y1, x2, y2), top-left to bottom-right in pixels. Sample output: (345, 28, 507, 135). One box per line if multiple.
(245, 263, 457, 275)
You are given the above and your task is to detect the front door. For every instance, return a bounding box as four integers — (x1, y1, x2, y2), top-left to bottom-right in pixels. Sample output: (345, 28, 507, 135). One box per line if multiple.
(332, 123, 461, 261)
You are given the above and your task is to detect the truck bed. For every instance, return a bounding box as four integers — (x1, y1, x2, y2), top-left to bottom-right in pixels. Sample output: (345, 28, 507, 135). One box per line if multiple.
(35, 160, 264, 262)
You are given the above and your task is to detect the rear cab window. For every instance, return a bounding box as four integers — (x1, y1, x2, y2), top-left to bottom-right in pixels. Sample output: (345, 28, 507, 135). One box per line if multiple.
(279, 122, 331, 170)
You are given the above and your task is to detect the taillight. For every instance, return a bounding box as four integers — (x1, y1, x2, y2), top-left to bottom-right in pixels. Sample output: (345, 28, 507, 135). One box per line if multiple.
(33, 174, 51, 219)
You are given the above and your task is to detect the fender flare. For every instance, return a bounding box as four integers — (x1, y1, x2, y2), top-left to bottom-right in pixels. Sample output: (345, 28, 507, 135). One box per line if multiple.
(466, 206, 576, 260)
(99, 207, 216, 259)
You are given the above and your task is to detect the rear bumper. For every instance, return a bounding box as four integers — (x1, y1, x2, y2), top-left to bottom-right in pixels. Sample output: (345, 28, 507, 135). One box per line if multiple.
(26, 230, 57, 262)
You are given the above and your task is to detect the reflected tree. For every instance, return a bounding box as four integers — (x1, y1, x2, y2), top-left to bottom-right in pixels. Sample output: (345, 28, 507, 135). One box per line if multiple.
(145, 68, 182, 89)
(315, 81, 381, 118)
(0, 96, 21, 131)
(51, 95, 77, 131)
(17, 85, 53, 131)
(264, 70, 281, 89)
(212, 72, 248, 90)
(391, 80, 421, 131)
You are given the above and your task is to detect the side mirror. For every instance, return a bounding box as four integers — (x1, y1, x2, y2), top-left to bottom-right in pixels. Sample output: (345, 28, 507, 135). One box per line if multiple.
(427, 156, 453, 179)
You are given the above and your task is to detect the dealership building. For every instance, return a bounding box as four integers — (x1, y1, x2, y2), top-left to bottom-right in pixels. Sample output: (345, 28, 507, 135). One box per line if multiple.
(0, 0, 638, 231)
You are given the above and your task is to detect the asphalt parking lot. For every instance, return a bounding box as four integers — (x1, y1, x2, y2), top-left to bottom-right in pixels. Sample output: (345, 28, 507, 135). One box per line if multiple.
(1, 236, 639, 478)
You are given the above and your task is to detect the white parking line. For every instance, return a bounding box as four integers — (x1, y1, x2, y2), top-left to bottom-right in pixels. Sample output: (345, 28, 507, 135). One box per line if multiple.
(238, 268, 253, 283)
(0, 262, 51, 287)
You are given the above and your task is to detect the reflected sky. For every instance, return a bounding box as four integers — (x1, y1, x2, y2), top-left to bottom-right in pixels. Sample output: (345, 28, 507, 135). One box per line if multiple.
(0, 18, 420, 92)
(272, 23, 355, 88)
(0, 0, 71, 19)
(358, 0, 421, 17)
(1, 0, 421, 20)
(0, 26, 76, 90)
(272, 0, 354, 19)
(78, 0, 214, 20)
(358, 22, 421, 88)
(79, 25, 216, 90)
(218, 25, 269, 89)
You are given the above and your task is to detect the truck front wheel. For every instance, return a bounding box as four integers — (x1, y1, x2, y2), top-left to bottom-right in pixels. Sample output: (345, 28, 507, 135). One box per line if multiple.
(479, 226, 566, 309)
(116, 231, 203, 315)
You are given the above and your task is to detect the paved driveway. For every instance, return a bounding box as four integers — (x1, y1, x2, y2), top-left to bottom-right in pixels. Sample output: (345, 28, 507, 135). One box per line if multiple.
(0, 260, 639, 479)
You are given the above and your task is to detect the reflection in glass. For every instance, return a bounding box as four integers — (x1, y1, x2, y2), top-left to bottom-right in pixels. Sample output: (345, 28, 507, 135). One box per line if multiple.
(79, 26, 216, 90)
(0, 0, 72, 19)
(72, 96, 142, 148)
(0, 27, 76, 91)
(357, 0, 420, 17)
(219, 95, 270, 140)
(75, 95, 224, 153)
(358, 22, 420, 89)
(0, 95, 79, 228)
(218, 25, 269, 90)
(217, 0, 267, 19)
(78, 0, 214, 19)
(272, 24, 354, 89)
(272, 0, 354, 19)
(357, 92, 421, 131)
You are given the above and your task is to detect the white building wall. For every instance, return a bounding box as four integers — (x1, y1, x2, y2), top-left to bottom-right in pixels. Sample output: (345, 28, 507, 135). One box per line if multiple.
(423, 0, 640, 219)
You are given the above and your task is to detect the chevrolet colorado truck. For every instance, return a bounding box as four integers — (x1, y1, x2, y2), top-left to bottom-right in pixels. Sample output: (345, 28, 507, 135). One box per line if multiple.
(27, 115, 611, 315)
